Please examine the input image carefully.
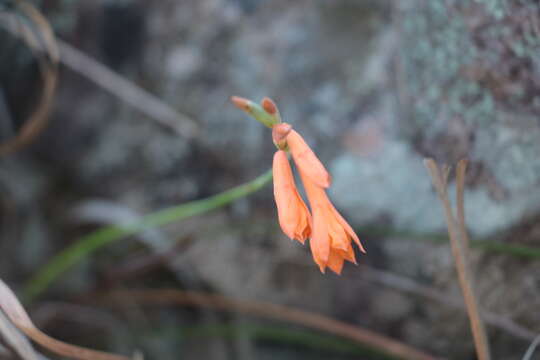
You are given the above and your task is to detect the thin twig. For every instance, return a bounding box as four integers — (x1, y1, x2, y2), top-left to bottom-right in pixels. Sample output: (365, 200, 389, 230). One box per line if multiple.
(424, 159, 491, 360)
(456, 159, 469, 250)
(102, 289, 444, 360)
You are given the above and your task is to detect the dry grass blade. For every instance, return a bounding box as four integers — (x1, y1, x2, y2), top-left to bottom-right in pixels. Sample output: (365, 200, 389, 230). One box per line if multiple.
(103, 289, 444, 360)
(424, 158, 491, 360)
(0, 279, 130, 360)
(0, 310, 39, 360)
(0, 1, 58, 156)
(57, 41, 199, 139)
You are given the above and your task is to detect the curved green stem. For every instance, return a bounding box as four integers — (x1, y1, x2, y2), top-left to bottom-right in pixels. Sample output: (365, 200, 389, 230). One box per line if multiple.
(24, 169, 273, 302)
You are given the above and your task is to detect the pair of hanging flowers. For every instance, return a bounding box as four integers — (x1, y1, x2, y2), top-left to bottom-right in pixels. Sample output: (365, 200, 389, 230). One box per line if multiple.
(231, 96, 366, 274)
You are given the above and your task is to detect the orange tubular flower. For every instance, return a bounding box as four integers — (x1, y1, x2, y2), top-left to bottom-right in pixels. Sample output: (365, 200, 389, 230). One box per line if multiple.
(286, 130, 332, 188)
(231, 95, 365, 274)
(286, 130, 365, 274)
(299, 169, 366, 274)
(273, 150, 312, 243)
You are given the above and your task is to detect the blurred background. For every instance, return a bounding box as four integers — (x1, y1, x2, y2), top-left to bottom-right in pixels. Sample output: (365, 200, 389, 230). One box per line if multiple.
(1, 0, 540, 359)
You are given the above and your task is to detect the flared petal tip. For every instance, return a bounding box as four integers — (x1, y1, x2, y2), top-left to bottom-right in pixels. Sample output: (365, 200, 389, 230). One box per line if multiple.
(357, 242, 367, 254)
(230, 96, 251, 111)
(295, 235, 307, 245)
(283, 231, 307, 245)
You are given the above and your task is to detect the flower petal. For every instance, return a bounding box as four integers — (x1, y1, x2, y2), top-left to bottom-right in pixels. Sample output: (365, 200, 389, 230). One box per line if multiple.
(310, 208, 330, 272)
(338, 243, 357, 264)
(327, 250, 345, 275)
(326, 206, 349, 251)
(287, 130, 331, 188)
(330, 204, 366, 253)
(273, 150, 311, 243)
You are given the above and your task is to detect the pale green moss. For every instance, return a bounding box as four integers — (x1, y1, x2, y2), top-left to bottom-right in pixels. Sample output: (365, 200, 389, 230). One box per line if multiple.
(401, 0, 540, 134)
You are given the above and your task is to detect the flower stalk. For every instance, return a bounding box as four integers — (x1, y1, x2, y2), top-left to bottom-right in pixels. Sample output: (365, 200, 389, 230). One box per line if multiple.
(231, 96, 280, 128)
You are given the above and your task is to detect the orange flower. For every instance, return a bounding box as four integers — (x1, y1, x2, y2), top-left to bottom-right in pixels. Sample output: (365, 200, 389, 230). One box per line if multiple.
(273, 150, 312, 243)
(230, 95, 365, 274)
(286, 130, 365, 274)
(286, 130, 332, 188)
(299, 169, 365, 274)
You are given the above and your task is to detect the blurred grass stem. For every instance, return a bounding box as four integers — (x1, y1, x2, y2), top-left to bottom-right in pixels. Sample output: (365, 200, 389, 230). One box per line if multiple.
(24, 170, 272, 301)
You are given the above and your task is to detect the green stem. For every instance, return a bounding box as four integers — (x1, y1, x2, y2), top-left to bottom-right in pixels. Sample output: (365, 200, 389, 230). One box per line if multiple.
(24, 170, 273, 301)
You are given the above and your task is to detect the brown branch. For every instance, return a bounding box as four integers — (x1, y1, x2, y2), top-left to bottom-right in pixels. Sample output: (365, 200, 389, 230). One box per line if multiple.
(102, 289, 444, 360)
(424, 159, 491, 360)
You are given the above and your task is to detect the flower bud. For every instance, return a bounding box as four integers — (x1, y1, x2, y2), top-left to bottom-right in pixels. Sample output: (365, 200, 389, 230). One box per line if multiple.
(261, 97, 282, 124)
(272, 123, 292, 150)
(230, 96, 279, 128)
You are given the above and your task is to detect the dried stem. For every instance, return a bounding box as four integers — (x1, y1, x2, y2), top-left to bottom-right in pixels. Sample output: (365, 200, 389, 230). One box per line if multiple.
(456, 159, 469, 250)
(0, 310, 40, 360)
(424, 159, 491, 360)
(0, 279, 129, 360)
(0, 1, 58, 156)
(102, 289, 444, 360)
